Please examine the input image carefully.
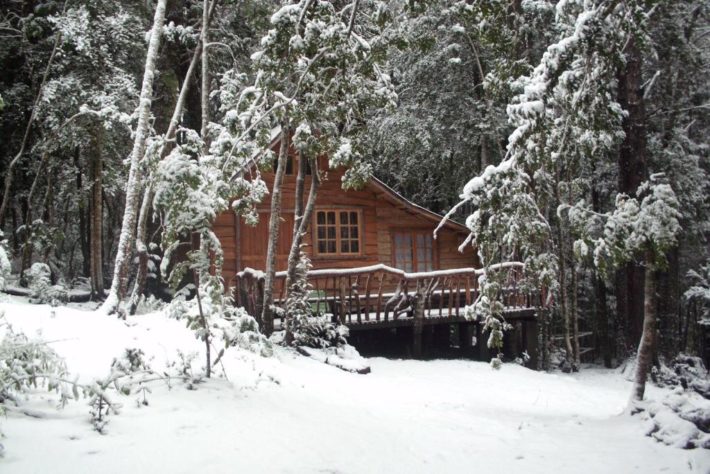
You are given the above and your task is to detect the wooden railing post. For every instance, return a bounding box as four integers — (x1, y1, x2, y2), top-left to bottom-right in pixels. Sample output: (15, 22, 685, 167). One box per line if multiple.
(338, 277, 347, 325)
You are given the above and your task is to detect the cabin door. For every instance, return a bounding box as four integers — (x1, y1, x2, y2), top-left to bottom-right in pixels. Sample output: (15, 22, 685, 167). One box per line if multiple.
(392, 231, 434, 272)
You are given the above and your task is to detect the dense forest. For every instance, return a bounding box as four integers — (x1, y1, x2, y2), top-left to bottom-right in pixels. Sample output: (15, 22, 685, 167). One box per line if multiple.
(1, 0, 709, 385)
(2, 0, 710, 468)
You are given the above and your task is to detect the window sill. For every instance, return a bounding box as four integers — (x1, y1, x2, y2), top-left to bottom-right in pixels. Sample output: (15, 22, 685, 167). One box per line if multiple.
(311, 254, 364, 260)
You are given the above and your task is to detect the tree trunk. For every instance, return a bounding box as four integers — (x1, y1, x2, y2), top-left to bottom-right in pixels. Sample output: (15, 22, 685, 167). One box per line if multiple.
(656, 247, 680, 356)
(558, 224, 574, 368)
(90, 127, 104, 298)
(571, 265, 580, 368)
(596, 274, 612, 368)
(101, 0, 168, 315)
(19, 151, 51, 283)
(76, 152, 90, 278)
(284, 155, 321, 344)
(128, 4, 216, 313)
(261, 124, 290, 335)
(201, 0, 210, 154)
(616, 37, 648, 348)
(591, 177, 612, 367)
(128, 189, 151, 314)
(631, 253, 657, 403)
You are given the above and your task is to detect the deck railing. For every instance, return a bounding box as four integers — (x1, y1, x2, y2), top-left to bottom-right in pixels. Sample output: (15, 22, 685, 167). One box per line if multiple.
(231, 262, 540, 328)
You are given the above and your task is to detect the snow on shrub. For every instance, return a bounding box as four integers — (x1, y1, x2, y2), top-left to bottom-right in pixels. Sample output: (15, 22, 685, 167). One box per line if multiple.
(27, 262, 68, 305)
(642, 387, 710, 449)
(0, 313, 73, 437)
(167, 279, 272, 380)
(86, 348, 166, 434)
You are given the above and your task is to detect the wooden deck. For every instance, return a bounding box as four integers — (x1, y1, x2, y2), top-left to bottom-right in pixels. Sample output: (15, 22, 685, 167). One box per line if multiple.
(232, 263, 543, 359)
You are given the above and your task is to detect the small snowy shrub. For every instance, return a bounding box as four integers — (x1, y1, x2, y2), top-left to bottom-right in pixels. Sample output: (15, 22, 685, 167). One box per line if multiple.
(285, 252, 349, 349)
(0, 314, 74, 417)
(652, 355, 710, 398)
(489, 356, 503, 370)
(167, 278, 272, 378)
(86, 348, 164, 434)
(294, 318, 350, 349)
(28, 263, 68, 306)
(514, 351, 531, 366)
(168, 350, 203, 389)
(135, 294, 166, 315)
(217, 305, 273, 357)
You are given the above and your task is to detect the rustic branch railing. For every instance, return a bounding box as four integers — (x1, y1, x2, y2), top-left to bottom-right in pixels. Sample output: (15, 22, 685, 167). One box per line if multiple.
(231, 262, 541, 328)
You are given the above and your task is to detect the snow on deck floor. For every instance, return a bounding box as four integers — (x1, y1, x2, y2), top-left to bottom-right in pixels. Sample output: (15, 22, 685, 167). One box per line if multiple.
(1, 297, 708, 474)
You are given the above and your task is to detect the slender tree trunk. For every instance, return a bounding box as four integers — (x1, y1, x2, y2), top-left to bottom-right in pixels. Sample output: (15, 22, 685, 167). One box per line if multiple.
(571, 264, 580, 368)
(591, 176, 612, 367)
(558, 224, 574, 369)
(76, 151, 90, 278)
(616, 37, 648, 348)
(284, 155, 321, 345)
(261, 124, 290, 335)
(631, 253, 657, 403)
(128, 193, 151, 314)
(89, 127, 104, 298)
(42, 171, 54, 264)
(656, 247, 680, 356)
(19, 151, 50, 283)
(201, 0, 210, 154)
(192, 233, 211, 378)
(129, 2, 217, 313)
(286, 153, 309, 285)
(596, 274, 612, 368)
(101, 0, 168, 315)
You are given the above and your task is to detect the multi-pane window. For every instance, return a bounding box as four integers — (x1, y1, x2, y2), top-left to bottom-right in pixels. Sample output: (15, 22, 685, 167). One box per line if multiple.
(393, 231, 433, 272)
(315, 210, 360, 255)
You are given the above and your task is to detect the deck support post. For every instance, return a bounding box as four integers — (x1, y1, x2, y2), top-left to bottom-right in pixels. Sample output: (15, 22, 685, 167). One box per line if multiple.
(412, 280, 425, 359)
(475, 322, 490, 361)
(525, 319, 538, 368)
(255, 277, 265, 326)
(459, 322, 476, 358)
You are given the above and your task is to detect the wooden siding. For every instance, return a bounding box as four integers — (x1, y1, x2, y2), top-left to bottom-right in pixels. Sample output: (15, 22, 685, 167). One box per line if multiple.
(213, 152, 477, 286)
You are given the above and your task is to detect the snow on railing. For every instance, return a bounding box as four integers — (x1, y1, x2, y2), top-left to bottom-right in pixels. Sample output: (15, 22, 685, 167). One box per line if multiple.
(232, 262, 539, 326)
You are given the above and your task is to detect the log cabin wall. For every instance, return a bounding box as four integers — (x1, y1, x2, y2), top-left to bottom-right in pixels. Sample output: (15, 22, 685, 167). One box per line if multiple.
(213, 150, 477, 287)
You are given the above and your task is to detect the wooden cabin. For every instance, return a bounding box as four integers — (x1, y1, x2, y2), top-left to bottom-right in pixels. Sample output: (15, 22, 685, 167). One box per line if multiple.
(212, 146, 477, 284)
(212, 137, 539, 363)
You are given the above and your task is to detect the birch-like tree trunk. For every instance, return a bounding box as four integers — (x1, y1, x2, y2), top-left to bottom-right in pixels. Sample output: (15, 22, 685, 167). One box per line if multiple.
(261, 124, 290, 335)
(284, 154, 321, 344)
(101, 0, 167, 315)
(631, 253, 657, 403)
(128, 0, 216, 314)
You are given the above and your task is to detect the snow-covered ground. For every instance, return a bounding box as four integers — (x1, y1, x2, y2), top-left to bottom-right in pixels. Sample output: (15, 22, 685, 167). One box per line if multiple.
(1, 296, 708, 474)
